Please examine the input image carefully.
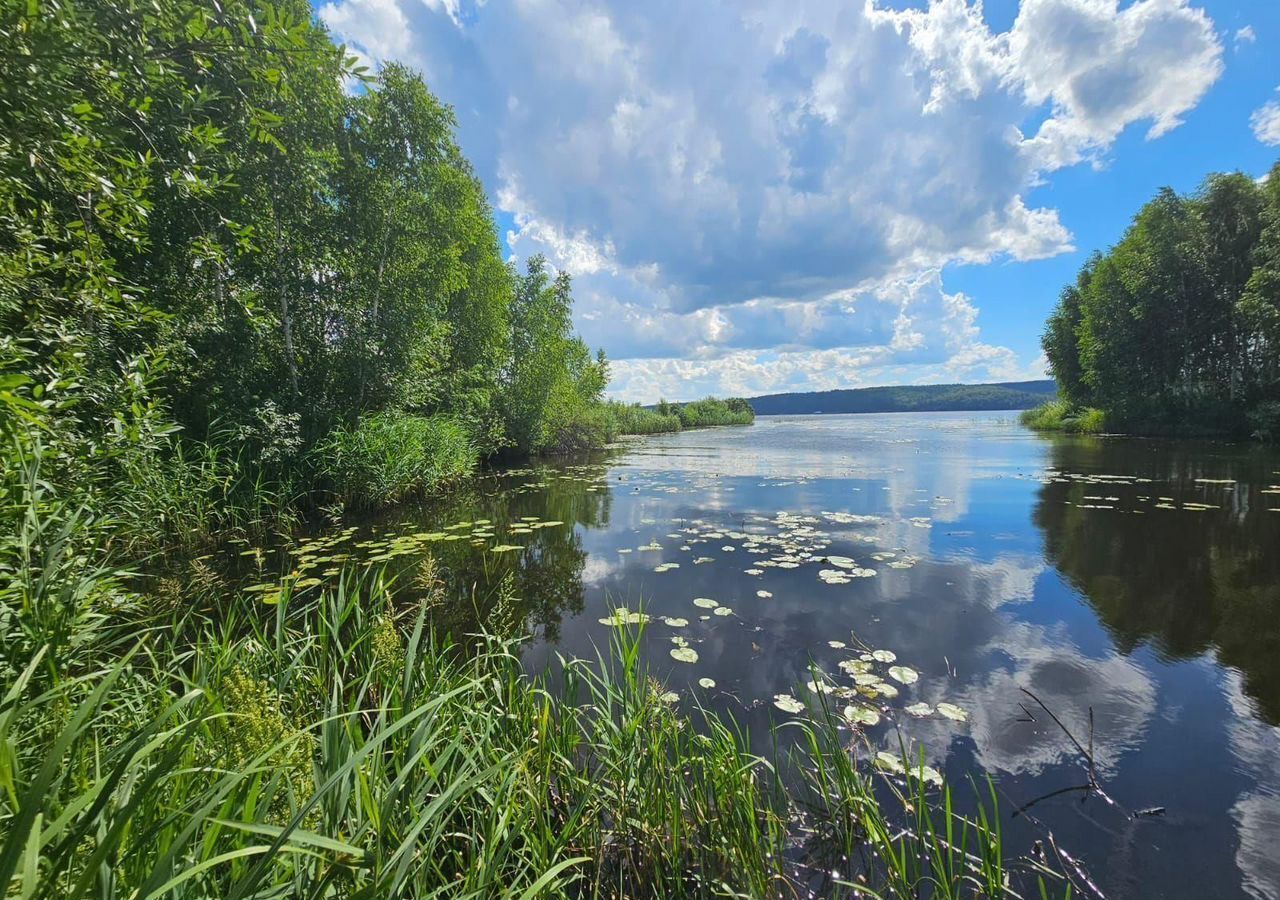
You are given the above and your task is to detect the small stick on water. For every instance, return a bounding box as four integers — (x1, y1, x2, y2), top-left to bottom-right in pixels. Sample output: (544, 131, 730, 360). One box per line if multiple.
(1014, 687, 1121, 815)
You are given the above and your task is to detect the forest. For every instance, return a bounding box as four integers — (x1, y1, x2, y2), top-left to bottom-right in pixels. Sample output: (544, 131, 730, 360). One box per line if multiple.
(0, 0, 752, 532)
(1028, 162, 1280, 439)
(0, 2, 1056, 898)
(748, 380, 1057, 416)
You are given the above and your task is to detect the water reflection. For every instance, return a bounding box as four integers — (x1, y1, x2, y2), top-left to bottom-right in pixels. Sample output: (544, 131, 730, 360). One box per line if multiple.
(1032, 436, 1280, 723)
(359, 462, 613, 641)
(307, 414, 1280, 899)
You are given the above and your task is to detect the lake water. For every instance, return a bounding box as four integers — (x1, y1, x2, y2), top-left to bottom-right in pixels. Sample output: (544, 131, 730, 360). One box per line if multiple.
(309, 412, 1280, 899)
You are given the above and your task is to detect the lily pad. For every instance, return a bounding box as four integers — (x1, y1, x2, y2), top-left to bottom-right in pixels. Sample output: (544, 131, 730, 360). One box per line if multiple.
(936, 702, 968, 722)
(772, 694, 805, 714)
(693, 597, 718, 609)
(843, 705, 881, 726)
(670, 646, 699, 663)
(888, 666, 919, 685)
(698, 677, 716, 689)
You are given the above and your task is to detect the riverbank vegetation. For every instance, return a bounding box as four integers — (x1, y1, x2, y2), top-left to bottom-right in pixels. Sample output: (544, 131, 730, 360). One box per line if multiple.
(1030, 162, 1280, 440)
(0, 0, 751, 530)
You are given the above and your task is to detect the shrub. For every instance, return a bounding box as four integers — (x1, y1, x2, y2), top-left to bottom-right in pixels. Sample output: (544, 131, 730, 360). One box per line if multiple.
(604, 401, 682, 435)
(674, 397, 755, 428)
(1247, 401, 1280, 443)
(544, 403, 620, 453)
(1019, 400, 1106, 434)
(316, 413, 476, 509)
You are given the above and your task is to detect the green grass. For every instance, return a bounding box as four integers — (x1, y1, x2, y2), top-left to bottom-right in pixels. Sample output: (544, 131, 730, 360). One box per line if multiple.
(315, 412, 477, 509)
(604, 401, 683, 436)
(1019, 401, 1107, 435)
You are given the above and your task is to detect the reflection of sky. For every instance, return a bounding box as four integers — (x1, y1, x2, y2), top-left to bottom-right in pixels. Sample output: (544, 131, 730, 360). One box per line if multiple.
(518, 412, 1280, 899)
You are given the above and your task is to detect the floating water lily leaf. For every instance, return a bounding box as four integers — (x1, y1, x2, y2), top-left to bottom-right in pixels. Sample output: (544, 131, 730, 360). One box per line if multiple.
(838, 659, 871, 676)
(843, 705, 880, 726)
(489, 544, 523, 553)
(713, 606, 733, 616)
(910, 765, 943, 787)
(698, 677, 716, 689)
(756, 590, 772, 598)
(828, 640, 847, 649)
(662, 617, 689, 627)
(888, 666, 919, 685)
(874, 751, 905, 774)
(871, 649, 896, 663)
(693, 598, 718, 609)
(773, 694, 805, 714)
(876, 682, 900, 699)
(599, 608, 651, 626)
(904, 702, 932, 717)
(670, 646, 699, 663)
(935, 702, 968, 722)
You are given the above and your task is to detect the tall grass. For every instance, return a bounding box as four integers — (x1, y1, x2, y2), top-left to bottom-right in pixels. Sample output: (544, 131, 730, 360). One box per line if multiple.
(315, 412, 476, 509)
(1019, 401, 1106, 435)
(604, 401, 683, 436)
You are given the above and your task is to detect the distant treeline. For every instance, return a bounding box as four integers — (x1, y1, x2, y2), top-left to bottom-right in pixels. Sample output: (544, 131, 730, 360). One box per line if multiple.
(745, 381, 1056, 416)
(1033, 162, 1280, 440)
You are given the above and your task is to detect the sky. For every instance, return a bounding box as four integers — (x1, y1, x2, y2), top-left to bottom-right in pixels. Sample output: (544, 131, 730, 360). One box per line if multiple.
(316, 0, 1280, 402)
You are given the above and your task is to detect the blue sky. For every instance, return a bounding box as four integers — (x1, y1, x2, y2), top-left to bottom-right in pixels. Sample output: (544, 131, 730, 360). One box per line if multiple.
(318, 0, 1280, 401)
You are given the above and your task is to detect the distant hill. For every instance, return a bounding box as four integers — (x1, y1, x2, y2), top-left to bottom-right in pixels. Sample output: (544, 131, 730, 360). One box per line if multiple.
(746, 380, 1057, 416)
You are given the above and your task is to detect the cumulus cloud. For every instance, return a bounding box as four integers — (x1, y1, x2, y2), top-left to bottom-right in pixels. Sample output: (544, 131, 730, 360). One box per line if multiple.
(319, 0, 1222, 397)
(1252, 90, 1280, 147)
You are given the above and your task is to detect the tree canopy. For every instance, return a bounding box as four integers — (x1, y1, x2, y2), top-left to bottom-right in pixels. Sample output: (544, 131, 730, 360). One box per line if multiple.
(1040, 164, 1280, 439)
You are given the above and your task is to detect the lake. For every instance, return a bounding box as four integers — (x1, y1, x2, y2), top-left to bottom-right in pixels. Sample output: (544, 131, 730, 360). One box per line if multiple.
(276, 411, 1280, 899)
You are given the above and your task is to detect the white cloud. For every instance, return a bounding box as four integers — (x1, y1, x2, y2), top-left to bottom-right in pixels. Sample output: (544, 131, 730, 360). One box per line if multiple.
(1252, 90, 1280, 147)
(1235, 25, 1257, 48)
(320, 0, 1222, 398)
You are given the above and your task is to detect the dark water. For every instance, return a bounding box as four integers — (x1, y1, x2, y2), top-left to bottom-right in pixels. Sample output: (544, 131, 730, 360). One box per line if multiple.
(323, 412, 1280, 899)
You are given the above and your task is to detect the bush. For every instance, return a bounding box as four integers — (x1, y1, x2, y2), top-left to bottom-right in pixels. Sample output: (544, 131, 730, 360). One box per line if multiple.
(316, 413, 476, 509)
(1247, 401, 1280, 443)
(604, 401, 682, 435)
(1019, 400, 1106, 434)
(544, 403, 620, 453)
(674, 397, 755, 428)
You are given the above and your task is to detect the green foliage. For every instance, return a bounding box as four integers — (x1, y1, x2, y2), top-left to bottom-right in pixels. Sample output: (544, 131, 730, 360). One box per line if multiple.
(672, 396, 755, 428)
(1041, 161, 1280, 438)
(316, 412, 475, 509)
(502, 256, 608, 454)
(0, 0, 632, 552)
(1020, 401, 1106, 434)
(603, 401, 682, 435)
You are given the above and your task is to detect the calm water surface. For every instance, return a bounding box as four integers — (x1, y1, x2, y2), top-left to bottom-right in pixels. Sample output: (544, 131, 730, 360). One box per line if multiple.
(347, 412, 1280, 899)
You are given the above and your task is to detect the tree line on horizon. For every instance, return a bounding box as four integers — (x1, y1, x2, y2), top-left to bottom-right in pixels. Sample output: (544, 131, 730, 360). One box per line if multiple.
(1037, 162, 1280, 440)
